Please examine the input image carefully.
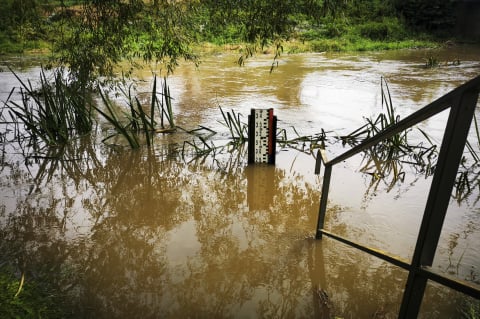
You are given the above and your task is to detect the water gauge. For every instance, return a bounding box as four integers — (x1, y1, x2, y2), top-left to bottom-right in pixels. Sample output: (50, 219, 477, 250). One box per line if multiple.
(248, 108, 277, 165)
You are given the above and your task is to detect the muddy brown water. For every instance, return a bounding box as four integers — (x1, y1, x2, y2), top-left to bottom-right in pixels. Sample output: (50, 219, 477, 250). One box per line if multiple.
(1, 46, 480, 318)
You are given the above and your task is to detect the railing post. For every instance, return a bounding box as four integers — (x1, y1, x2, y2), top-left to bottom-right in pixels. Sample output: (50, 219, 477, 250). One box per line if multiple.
(316, 164, 332, 239)
(398, 89, 479, 318)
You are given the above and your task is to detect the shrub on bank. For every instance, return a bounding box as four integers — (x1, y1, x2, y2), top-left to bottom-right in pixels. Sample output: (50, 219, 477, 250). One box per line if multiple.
(357, 17, 407, 41)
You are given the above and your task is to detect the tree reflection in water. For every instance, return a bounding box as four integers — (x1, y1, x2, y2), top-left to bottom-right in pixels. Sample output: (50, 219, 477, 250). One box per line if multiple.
(0, 139, 468, 318)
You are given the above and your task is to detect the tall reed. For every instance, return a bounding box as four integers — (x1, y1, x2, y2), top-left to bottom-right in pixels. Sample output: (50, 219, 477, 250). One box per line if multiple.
(219, 106, 247, 144)
(340, 77, 438, 187)
(160, 76, 175, 129)
(5, 67, 93, 147)
(94, 89, 140, 148)
(94, 76, 176, 148)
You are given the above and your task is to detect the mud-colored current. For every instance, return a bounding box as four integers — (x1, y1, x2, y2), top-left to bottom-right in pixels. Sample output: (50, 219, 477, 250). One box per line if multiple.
(1, 46, 480, 318)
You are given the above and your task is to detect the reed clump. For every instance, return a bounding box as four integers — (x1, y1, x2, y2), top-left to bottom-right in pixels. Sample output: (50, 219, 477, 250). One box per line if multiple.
(96, 75, 176, 148)
(4, 67, 93, 148)
(180, 107, 247, 160)
(2, 68, 479, 203)
(340, 77, 438, 190)
(336, 76, 480, 203)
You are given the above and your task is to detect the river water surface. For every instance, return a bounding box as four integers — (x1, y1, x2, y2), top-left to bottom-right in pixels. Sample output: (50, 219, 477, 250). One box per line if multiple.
(1, 46, 480, 318)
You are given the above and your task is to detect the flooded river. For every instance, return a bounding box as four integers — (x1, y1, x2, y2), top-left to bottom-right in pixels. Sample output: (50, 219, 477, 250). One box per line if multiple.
(1, 46, 480, 318)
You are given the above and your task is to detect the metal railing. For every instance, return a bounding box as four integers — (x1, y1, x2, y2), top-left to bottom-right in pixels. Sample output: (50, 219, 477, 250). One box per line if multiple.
(314, 74, 480, 318)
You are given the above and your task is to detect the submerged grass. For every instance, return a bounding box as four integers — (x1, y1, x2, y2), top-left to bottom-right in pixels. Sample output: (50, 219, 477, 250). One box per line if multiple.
(337, 76, 480, 203)
(181, 107, 247, 160)
(94, 75, 176, 148)
(2, 66, 479, 202)
(219, 106, 247, 144)
(342, 77, 410, 184)
(4, 67, 93, 148)
(339, 77, 441, 193)
(95, 88, 140, 148)
(1, 68, 177, 151)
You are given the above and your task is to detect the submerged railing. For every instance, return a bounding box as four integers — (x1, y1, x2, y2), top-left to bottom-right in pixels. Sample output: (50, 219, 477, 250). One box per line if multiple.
(314, 74, 480, 318)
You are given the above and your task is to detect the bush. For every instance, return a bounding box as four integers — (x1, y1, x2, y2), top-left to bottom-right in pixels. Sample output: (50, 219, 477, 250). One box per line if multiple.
(322, 22, 348, 38)
(299, 29, 323, 41)
(299, 22, 348, 42)
(358, 18, 407, 41)
(394, 0, 457, 32)
(0, 32, 24, 54)
(309, 38, 345, 52)
(359, 22, 389, 40)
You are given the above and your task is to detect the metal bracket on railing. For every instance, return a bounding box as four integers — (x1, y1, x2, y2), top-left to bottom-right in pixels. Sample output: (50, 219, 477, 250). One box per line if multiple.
(314, 150, 322, 174)
(314, 148, 328, 175)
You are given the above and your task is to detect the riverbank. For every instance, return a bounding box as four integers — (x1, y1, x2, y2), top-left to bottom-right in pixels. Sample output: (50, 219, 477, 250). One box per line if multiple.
(0, 16, 465, 58)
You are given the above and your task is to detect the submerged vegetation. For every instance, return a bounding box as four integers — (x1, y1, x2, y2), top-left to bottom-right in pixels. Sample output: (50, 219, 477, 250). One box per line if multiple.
(2, 70, 479, 204)
(5, 67, 92, 147)
(95, 75, 176, 148)
(340, 77, 436, 191)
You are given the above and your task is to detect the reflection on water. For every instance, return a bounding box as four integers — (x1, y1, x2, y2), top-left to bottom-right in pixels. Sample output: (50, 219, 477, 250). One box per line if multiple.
(0, 140, 470, 318)
(1, 48, 480, 317)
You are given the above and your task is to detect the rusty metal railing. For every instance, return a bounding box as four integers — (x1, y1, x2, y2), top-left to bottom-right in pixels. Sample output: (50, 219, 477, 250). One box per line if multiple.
(314, 74, 480, 318)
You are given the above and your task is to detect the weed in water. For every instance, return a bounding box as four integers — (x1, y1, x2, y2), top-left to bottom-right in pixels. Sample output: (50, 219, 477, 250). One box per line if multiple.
(94, 76, 176, 148)
(5, 67, 93, 148)
(340, 77, 413, 187)
(219, 106, 248, 144)
(95, 88, 140, 148)
(424, 55, 440, 68)
(461, 298, 480, 319)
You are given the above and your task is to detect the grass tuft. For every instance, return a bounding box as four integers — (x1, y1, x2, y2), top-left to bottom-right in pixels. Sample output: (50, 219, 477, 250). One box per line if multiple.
(4, 67, 93, 148)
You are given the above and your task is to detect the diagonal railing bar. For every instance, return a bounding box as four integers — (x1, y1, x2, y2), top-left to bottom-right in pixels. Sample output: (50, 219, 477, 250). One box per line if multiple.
(400, 83, 479, 317)
(319, 229, 411, 270)
(419, 266, 480, 300)
(314, 74, 480, 319)
(324, 74, 480, 167)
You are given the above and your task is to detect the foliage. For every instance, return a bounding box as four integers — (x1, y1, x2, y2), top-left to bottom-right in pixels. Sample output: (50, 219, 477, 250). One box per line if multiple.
(0, 0, 42, 33)
(462, 298, 480, 319)
(0, 0, 52, 54)
(1, 0, 465, 76)
(345, 0, 396, 21)
(394, 0, 458, 32)
(0, 266, 67, 319)
(357, 17, 407, 41)
(203, 0, 301, 44)
(49, 0, 202, 86)
(53, 0, 143, 86)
